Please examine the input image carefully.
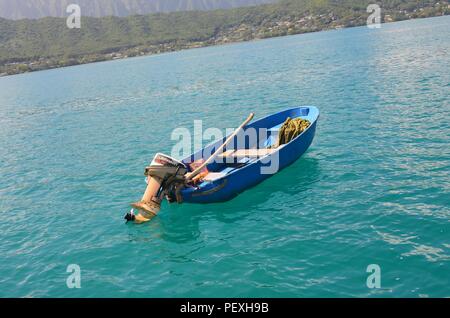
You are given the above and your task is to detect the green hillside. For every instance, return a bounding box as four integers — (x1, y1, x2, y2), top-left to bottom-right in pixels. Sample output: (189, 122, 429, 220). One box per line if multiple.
(0, 0, 448, 75)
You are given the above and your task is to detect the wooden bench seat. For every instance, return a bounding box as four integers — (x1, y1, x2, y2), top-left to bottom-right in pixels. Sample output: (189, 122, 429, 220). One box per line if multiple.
(217, 148, 276, 159)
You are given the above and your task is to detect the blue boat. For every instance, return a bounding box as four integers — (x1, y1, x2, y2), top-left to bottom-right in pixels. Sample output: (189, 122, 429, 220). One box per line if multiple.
(178, 106, 319, 203)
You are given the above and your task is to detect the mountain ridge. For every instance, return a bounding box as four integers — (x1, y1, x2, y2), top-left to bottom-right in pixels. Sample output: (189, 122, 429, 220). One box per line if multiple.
(0, 0, 276, 20)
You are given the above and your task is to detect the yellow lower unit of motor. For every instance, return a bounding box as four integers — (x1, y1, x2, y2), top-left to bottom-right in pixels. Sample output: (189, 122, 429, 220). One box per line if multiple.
(131, 200, 161, 219)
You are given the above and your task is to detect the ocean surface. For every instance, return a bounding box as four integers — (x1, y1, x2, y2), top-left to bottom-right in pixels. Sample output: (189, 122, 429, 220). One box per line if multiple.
(0, 16, 449, 298)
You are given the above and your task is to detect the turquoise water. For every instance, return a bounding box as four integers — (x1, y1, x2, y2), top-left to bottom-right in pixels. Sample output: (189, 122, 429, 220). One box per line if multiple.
(0, 16, 449, 298)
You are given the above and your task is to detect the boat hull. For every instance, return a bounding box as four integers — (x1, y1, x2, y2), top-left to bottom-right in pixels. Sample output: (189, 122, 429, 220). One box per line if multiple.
(179, 106, 319, 203)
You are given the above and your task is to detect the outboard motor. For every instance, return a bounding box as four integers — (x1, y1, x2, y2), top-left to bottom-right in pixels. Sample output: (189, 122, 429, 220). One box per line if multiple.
(130, 153, 187, 219)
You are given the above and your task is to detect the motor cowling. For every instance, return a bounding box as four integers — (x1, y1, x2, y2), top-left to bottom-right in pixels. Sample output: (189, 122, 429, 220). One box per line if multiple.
(145, 153, 187, 180)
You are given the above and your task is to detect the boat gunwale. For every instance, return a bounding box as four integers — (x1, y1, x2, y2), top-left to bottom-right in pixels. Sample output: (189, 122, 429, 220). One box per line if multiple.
(183, 106, 319, 187)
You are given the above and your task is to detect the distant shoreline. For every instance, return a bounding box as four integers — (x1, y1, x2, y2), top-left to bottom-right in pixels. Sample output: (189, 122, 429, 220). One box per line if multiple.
(1, 11, 448, 78)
